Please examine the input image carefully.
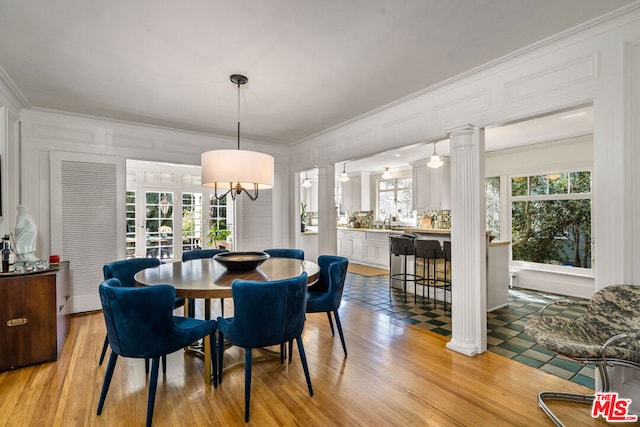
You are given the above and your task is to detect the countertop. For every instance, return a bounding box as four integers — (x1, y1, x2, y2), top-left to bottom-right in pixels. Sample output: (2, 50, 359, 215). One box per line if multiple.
(337, 227, 451, 234)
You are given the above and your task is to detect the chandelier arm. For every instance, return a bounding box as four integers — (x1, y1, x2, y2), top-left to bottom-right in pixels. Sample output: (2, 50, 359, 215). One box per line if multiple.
(242, 183, 259, 201)
(213, 183, 235, 201)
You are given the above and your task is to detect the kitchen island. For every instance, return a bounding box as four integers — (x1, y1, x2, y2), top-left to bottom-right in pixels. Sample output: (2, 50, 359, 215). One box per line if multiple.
(339, 227, 509, 312)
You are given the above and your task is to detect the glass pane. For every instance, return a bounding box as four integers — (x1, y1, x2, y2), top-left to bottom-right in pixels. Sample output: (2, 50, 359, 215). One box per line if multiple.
(379, 180, 395, 190)
(485, 177, 500, 237)
(570, 171, 591, 194)
(209, 195, 231, 249)
(548, 173, 568, 195)
(396, 189, 413, 219)
(511, 176, 527, 196)
(397, 178, 411, 189)
(529, 175, 547, 196)
(145, 191, 174, 260)
(126, 191, 136, 259)
(378, 191, 396, 220)
(182, 192, 202, 252)
(511, 199, 591, 268)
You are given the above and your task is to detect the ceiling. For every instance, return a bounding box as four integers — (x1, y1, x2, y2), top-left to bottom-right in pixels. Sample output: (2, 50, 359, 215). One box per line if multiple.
(0, 1, 632, 145)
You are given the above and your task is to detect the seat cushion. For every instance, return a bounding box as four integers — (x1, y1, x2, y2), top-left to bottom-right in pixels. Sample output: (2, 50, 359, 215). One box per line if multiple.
(526, 316, 640, 363)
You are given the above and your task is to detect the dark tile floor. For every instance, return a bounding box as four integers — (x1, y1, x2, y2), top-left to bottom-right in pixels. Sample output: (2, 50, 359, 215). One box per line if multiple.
(342, 271, 595, 389)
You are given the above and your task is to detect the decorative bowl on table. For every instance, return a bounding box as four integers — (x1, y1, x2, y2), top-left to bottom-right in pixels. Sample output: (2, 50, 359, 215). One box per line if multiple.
(213, 251, 270, 272)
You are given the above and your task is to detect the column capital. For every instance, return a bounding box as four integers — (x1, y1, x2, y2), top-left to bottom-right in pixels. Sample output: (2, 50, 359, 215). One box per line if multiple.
(446, 124, 475, 137)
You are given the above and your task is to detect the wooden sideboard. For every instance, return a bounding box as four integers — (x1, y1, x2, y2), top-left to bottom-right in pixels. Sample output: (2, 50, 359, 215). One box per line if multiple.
(0, 261, 70, 371)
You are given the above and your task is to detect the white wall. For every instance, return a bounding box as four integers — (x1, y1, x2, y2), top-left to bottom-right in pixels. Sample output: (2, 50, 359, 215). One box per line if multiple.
(0, 68, 24, 238)
(17, 109, 290, 262)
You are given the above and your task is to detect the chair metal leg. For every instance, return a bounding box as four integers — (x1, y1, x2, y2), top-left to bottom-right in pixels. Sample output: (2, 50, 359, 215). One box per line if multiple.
(333, 310, 347, 356)
(99, 335, 109, 366)
(538, 391, 595, 427)
(161, 355, 167, 375)
(146, 357, 161, 427)
(288, 340, 294, 364)
(296, 337, 314, 397)
(244, 348, 253, 422)
(536, 363, 608, 426)
(97, 352, 118, 415)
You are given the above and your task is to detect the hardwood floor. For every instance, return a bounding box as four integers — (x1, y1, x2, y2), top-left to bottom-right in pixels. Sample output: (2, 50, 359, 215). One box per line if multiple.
(0, 300, 608, 426)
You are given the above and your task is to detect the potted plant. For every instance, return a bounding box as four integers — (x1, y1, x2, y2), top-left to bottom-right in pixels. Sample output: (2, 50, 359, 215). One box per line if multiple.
(300, 202, 307, 233)
(207, 223, 231, 249)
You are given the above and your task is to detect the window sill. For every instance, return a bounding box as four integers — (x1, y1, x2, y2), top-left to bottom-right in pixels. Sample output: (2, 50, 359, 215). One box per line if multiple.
(510, 261, 594, 278)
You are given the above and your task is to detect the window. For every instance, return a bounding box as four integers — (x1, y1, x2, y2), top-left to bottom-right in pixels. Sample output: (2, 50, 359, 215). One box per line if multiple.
(511, 171, 591, 268)
(485, 177, 500, 238)
(208, 195, 231, 249)
(145, 191, 174, 260)
(126, 191, 136, 259)
(182, 192, 203, 252)
(377, 177, 413, 221)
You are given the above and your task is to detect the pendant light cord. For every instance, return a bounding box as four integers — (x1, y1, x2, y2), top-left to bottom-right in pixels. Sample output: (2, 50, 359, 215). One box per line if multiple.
(236, 80, 241, 150)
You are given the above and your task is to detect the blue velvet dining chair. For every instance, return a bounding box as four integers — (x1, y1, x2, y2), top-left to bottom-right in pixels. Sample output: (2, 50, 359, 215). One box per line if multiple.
(306, 255, 349, 355)
(99, 258, 185, 367)
(182, 248, 229, 318)
(96, 278, 217, 427)
(263, 248, 305, 362)
(263, 248, 304, 260)
(217, 273, 314, 422)
(182, 248, 229, 262)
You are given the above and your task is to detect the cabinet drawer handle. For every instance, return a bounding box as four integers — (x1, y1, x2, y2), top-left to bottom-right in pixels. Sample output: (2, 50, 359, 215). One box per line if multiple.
(7, 318, 28, 327)
(59, 305, 64, 312)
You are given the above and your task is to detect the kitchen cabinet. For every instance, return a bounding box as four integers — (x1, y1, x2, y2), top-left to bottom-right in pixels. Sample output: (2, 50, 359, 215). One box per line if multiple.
(337, 229, 389, 269)
(0, 262, 70, 371)
(340, 172, 370, 211)
(411, 159, 450, 210)
(363, 232, 389, 267)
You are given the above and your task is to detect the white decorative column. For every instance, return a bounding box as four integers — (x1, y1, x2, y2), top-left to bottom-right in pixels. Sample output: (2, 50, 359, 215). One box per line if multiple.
(445, 125, 487, 356)
(317, 164, 338, 256)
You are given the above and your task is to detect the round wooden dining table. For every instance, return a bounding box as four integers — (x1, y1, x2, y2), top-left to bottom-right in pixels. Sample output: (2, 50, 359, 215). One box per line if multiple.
(134, 257, 320, 299)
(134, 256, 320, 384)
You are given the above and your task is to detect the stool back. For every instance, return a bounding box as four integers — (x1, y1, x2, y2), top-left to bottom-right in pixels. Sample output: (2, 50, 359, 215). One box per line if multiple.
(414, 240, 443, 259)
(442, 241, 451, 261)
(390, 236, 415, 256)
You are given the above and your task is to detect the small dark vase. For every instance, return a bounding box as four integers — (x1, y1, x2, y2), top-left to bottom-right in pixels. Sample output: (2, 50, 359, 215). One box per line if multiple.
(301, 222, 306, 233)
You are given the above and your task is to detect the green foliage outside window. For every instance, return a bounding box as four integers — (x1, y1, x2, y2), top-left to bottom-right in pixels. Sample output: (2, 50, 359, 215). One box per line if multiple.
(511, 171, 591, 268)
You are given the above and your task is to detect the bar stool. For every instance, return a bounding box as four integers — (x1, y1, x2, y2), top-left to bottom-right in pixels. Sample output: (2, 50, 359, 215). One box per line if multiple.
(435, 240, 452, 312)
(414, 239, 443, 309)
(389, 236, 423, 303)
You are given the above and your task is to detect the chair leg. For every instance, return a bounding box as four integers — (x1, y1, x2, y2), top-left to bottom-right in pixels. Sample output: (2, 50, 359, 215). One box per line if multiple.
(333, 310, 348, 356)
(537, 364, 607, 427)
(326, 311, 335, 336)
(97, 352, 119, 415)
(99, 335, 109, 366)
(537, 391, 594, 427)
(145, 358, 149, 374)
(218, 331, 225, 384)
(146, 357, 161, 427)
(280, 342, 286, 365)
(161, 355, 167, 375)
(288, 340, 294, 364)
(244, 348, 253, 422)
(296, 337, 314, 397)
(209, 332, 218, 388)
